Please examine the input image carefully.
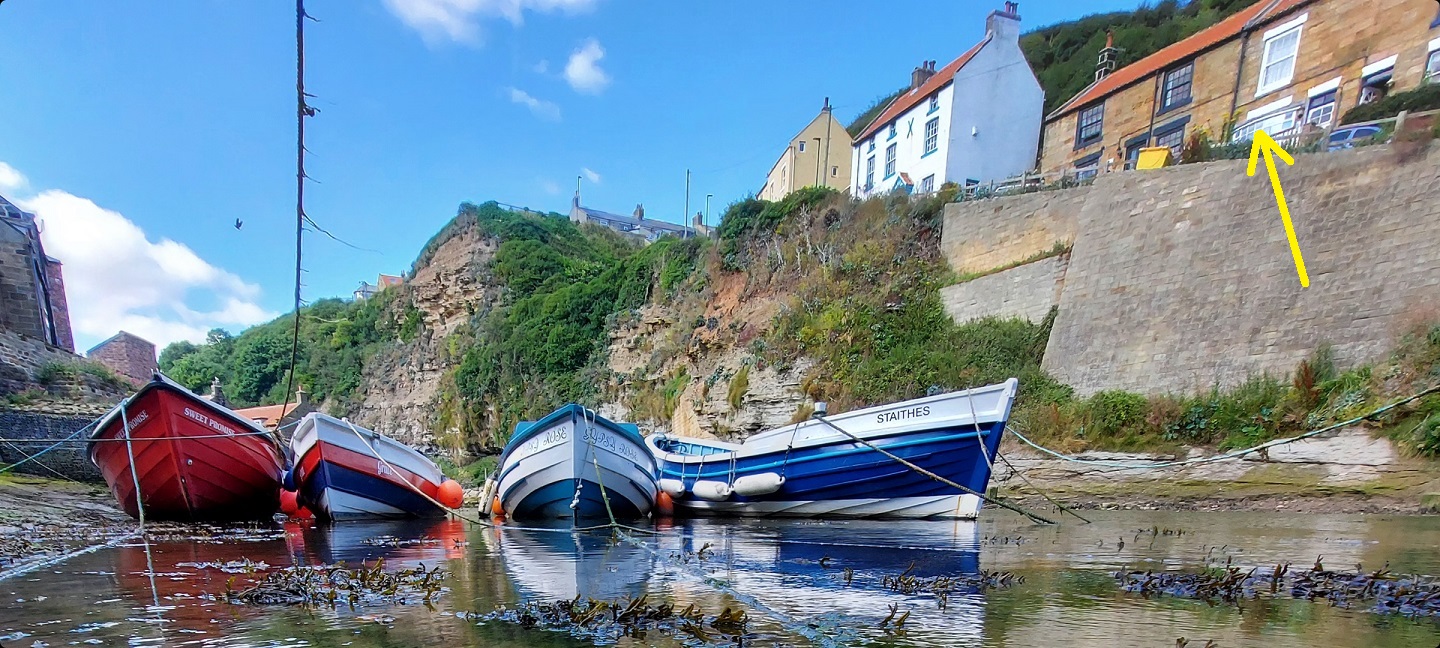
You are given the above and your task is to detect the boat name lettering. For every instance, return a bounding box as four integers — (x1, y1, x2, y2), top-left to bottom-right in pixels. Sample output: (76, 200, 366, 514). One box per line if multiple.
(877, 405, 930, 424)
(183, 407, 238, 437)
(125, 410, 150, 429)
(522, 427, 568, 455)
(583, 428, 639, 462)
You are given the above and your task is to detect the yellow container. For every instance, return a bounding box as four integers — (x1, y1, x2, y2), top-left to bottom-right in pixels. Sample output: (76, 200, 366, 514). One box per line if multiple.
(1135, 146, 1174, 170)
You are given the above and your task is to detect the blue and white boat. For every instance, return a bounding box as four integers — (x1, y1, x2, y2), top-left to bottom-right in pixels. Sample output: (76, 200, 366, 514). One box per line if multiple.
(644, 378, 1018, 519)
(497, 405, 658, 520)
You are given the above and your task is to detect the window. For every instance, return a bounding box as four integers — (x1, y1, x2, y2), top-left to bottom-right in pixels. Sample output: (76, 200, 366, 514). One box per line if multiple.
(831, 166, 838, 177)
(888, 123, 897, 140)
(927, 95, 939, 114)
(1123, 134, 1150, 170)
(1075, 103, 1104, 146)
(798, 141, 806, 152)
(1256, 20, 1303, 96)
(884, 143, 897, 178)
(1427, 49, 1440, 83)
(868, 139, 875, 153)
(919, 174, 935, 195)
(1234, 106, 1301, 142)
(1160, 62, 1193, 112)
(865, 156, 875, 189)
(1154, 125, 1186, 157)
(1359, 66, 1393, 105)
(923, 118, 939, 155)
(1305, 90, 1336, 128)
(1074, 153, 1101, 180)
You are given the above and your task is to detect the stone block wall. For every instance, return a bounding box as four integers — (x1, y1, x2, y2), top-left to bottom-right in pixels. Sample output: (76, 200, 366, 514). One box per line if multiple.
(940, 187, 1083, 275)
(44, 259, 74, 352)
(941, 143, 1440, 397)
(939, 253, 1067, 324)
(88, 333, 156, 386)
(0, 224, 45, 342)
(0, 410, 104, 482)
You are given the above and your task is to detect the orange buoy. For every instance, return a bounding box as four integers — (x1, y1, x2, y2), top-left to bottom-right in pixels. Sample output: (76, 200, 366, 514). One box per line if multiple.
(437, 479, 465, 509)
(655, 491, 674, 517)
(491, 495, 505, 517)
(279, 489, 300, 516)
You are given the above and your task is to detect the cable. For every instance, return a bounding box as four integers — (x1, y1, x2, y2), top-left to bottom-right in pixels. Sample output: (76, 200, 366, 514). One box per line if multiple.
(0, 421, 90, 475)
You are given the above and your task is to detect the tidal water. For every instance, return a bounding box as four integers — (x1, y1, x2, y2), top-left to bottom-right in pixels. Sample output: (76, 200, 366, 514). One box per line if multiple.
(2, 511, 1439, 647)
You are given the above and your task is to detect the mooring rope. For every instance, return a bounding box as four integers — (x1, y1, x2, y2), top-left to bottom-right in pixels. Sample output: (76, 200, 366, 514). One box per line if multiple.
(810, 415, 1058, 525)
(120, 398, 147, 530)
(1006, 382, 1440, 470)
(0, 421, 92, 476)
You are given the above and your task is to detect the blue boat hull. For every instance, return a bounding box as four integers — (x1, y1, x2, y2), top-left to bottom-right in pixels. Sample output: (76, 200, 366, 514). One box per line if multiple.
(497, 405, 658, 521)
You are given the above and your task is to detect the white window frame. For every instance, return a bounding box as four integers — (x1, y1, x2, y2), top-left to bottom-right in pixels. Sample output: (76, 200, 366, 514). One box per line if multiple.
(919, 175, 935, 195)
(923, 118, 939, 155)
(1256, 13, 1307, 97)
(798, 141, 806, 152)
(865, 156, 875, 189)
(927, 95, 939, 113)
(1427, 49, 1440, 84)
(883, 143, 897, 178)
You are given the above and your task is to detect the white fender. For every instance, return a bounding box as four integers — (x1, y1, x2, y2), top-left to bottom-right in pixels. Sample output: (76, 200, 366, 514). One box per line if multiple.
(731, 472, 785, 497)
(691, 480, 733, 502)
(658, 478, 687, 497)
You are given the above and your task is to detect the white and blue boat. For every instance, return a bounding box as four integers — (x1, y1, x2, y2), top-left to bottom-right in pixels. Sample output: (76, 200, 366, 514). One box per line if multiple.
(644, 378, 1018, 519)
(497, 404, 658, 520)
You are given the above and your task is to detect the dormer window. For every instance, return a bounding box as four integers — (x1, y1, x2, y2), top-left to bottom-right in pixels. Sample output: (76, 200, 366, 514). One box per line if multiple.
(928, 95, 939, 114)
(888, 123, 897, 140)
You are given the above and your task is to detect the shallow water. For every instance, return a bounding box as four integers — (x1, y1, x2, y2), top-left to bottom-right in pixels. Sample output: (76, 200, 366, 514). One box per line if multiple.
(2, 511, 1439, 646)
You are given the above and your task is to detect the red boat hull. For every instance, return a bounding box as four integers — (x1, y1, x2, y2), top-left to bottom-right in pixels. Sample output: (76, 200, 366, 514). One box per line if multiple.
(89, 378, 284, 522)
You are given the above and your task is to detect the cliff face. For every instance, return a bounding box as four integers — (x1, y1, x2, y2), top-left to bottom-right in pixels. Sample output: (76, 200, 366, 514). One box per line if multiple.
(349, 228, 500, 446)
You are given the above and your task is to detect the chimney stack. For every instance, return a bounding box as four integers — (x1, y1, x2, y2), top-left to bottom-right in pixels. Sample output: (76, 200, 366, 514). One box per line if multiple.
(634, 204, 645, 220)
(910, 60, 937, 89)
(295, 385, 308, 406)
(987, 2, 1022, 40)
(823, 96, 831, 112)
(1096, 31, 1118, 81)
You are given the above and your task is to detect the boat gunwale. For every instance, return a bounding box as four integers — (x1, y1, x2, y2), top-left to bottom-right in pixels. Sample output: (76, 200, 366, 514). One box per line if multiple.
(87, 373, 280, 458)
(499, 404, 648, 468)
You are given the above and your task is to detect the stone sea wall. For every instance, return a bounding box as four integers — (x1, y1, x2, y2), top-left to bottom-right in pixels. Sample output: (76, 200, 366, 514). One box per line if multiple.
(942, 142, 1440, 396)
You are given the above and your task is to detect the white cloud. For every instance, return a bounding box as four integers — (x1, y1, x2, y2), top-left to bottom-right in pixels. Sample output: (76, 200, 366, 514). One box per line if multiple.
(581, 167, 601, 184)
(532, 59, 550, 74)
(507, 87, 561, 121)
(17, 187, 276, 352)
(383, 0, 598, 44)
(564, 38, 610, 94)
(0, 162, 27, 192)
(539, 178, 561, 195)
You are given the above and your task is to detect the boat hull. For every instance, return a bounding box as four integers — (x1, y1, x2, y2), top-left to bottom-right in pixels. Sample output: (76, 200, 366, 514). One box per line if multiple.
(88, 376, 284, 522)
(497, 405, 657, 520)
(647, 379, 1018, 520)
(291, 413, 447, 521)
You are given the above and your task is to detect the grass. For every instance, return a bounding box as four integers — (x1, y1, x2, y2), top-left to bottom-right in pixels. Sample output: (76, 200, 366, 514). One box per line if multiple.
(436, 455, 498, 487)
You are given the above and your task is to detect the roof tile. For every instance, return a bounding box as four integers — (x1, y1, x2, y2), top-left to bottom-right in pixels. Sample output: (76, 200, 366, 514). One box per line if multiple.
(856, 37, 991, 142)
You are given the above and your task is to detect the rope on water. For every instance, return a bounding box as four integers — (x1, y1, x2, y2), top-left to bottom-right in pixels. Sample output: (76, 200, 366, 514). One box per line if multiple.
(810, 415, 1058, 525)
(1007, 382, 1440, 470)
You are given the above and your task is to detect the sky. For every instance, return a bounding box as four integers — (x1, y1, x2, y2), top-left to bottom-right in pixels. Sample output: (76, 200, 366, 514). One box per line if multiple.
(0, 0, 1142, 353)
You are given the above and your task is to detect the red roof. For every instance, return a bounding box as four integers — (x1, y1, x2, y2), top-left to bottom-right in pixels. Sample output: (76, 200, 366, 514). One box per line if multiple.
(232, 402, 299, 428)
(1048, 0, 1307, 120)
(378, 274, 403, 287)
(855, 37, 991, 142)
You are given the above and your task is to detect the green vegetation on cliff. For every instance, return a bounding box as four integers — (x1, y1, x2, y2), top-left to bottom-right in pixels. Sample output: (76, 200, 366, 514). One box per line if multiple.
(1021, 0, 1260, 114)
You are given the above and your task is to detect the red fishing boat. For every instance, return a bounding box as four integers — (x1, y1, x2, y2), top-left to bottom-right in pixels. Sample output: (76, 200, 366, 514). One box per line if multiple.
(88, 373, 285, 522)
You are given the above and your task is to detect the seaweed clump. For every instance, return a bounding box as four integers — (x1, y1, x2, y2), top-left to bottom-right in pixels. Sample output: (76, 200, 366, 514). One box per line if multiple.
(221, 558, 447, 608)
(479, 595, 752, 645)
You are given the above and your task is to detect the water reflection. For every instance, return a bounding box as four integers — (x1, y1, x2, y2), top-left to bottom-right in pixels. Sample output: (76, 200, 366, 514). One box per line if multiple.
(1, 512, 1438, 647)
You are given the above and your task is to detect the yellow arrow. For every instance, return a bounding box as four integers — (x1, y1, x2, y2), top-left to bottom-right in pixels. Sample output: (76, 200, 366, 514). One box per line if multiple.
(1247, 131, 1309, 287)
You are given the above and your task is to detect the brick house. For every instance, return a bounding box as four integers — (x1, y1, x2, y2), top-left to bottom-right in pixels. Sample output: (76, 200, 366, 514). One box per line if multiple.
(87, 331, 157, 386)
(0, 194, 74, 351)
(1039, 0, 1440, 177)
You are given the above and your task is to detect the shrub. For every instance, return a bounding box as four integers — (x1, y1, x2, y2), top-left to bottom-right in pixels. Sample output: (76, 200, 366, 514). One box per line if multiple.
(727, 365, 750, 410)
(1340, 83, 1440, 125)
(1085, 390, 1148, 439)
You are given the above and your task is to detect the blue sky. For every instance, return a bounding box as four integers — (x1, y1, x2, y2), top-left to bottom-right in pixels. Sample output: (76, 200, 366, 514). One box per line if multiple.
(0, 0, 1140, 352)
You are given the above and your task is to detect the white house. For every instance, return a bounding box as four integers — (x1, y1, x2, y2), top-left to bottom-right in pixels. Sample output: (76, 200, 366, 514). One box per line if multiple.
(850, 2, 1043, 198)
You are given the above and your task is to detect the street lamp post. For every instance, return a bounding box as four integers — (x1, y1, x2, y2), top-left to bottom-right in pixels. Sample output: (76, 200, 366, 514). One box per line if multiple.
(705, 194, 713, 231)
(813, 137, 822, 186)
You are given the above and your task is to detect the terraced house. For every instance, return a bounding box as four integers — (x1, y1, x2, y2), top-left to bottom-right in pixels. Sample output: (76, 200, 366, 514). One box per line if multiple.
(1040, 0, 1440, 177)
(850, 2, 1043, 198)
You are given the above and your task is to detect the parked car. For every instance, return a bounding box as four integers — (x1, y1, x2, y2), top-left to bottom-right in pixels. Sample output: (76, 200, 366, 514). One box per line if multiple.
(1327, 124, 1385, 151)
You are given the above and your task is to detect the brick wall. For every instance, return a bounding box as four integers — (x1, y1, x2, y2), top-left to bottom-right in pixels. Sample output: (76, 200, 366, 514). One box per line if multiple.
(939, 253, 1068, 324)
(88, 334, 157, 386)
(1043, 143, 1440, 396)
(0, 223, 45, 342)
(44, 259, 74, 353)
(0, 330, 78, 394)
(939, 188, 1083, 275)
(0, 411, 104, 482)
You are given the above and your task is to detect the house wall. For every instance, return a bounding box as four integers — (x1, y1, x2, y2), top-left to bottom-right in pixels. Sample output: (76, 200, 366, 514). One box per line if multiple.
(44, 259, 74, 352)
(1040, 0, 1440, 176)
(852, 84, 956, 198)
(88, 334, 157, 386)
(0, 220, 47, 343)
(946, 11, 1045, 186)
(763, 110, 853, 202)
